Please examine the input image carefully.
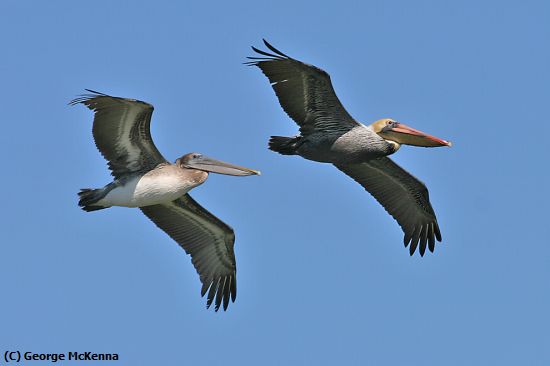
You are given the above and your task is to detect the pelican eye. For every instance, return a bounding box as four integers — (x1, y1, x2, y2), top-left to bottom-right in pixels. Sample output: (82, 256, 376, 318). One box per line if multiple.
(192, 154, 202, 159)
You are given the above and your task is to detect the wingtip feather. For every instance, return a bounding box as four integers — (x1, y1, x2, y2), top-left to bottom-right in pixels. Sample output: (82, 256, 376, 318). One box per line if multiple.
(435, 222, 442, 242)
(231, 274, 237, 302)
(262, 39, 291, 58)
(68, 89, 107, 106)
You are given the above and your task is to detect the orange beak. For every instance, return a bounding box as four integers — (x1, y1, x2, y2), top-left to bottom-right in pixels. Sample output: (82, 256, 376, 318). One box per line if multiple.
(380, 123, 452, 147)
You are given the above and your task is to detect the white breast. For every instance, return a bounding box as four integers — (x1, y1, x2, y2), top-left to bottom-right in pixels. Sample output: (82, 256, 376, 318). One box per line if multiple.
(98, 173, 202, 208)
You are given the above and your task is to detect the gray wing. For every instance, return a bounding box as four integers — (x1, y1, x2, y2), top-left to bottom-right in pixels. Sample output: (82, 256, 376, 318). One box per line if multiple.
(335, 157, 442, 256)
(140, 194, 237, 311)
(246, 39, 360, 136)
(70, 90, 167, 179)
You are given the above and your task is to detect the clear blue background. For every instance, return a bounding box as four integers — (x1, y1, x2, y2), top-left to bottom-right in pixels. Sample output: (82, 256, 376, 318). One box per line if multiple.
(1, 1, 549, 365)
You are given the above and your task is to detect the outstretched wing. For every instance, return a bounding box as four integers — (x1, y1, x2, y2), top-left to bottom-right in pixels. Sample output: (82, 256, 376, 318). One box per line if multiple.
(246, 39, 359, 136)
(335, 157, 442, 256)
(140, 194, 237, 311)
(70, 90, 167, 179)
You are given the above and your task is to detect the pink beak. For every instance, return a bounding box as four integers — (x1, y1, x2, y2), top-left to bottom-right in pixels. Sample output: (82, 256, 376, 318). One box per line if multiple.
(382, 123, 452, 147)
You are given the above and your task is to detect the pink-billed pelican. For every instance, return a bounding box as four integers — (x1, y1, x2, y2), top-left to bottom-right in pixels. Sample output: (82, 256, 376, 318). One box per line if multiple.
(71, 90, 260, 311)
(247, 40, 451, 256)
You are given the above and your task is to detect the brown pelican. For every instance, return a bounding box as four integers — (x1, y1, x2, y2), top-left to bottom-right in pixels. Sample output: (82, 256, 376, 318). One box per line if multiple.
(247, 40, 451, 256)
(70, 90, 260, 311)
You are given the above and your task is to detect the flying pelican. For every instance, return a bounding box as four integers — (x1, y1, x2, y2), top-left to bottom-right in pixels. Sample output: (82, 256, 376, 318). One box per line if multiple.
(247, 40, 451, 256)
(71, 90, 260, 311)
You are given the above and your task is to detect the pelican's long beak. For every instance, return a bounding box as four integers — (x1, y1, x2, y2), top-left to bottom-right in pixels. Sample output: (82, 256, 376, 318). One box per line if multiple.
(380, 123, 452, 147)
(186, 155, 261, 176)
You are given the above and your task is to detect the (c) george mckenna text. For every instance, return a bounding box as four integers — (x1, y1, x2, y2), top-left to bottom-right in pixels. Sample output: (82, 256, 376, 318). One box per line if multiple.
(23, 351, 119, 362)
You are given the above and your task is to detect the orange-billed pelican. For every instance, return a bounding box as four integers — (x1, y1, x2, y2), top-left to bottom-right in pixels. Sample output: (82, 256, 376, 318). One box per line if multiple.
(71, 90, 260, 311)
(247, 40, 451, 256)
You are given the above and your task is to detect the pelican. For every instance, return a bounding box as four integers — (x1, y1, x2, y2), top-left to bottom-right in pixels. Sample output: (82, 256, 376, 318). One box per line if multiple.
(247, 40, 451, 256)
(71, 90, 260, 311)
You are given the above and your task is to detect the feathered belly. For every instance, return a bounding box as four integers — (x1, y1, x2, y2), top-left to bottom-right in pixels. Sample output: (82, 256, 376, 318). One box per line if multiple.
(99, 175, 200, 208)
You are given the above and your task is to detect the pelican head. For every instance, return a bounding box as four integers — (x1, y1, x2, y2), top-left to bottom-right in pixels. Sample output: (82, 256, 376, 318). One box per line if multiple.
(178, 153, 261, 176)
(371, 119, 452, 148)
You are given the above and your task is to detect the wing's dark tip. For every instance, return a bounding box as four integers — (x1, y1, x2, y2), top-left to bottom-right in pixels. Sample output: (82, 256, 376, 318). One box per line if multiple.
(250, 46, 280, 59)
(419, 247, 426, 257)
(251, 46, 265, 54)
(202, 277, 235, 312)
(84, 89, 107, 96)
(68, 89, 107, 106)
(69, 90, 154, 111)
(428, 224, 436, 252)
(403, 223, 443, 256)
(404, 222, 442, 256)
(222, 276, 231, 311)
(214, 278, 225, 312)
(248, 41, 289, 62)
(419, 225, 429, 256)
(231, 275, 237, 302)
(410, 228, 421, 255)
(262, 39, 292, 59)
(206, 278, 218, 310)
(243, 57, 273, 66)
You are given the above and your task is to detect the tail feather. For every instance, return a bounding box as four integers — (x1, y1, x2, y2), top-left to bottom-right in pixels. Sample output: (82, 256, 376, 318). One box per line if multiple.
(268, 136, 299, 155)
(78, 188, 108, 212)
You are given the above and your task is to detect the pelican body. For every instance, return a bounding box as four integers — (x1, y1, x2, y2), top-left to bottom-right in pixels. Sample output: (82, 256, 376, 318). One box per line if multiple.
(247, 40, 451, 256)
(71, 90, 259, 311)
(92, 163, 205, 208)
(80, 153, 256, 210)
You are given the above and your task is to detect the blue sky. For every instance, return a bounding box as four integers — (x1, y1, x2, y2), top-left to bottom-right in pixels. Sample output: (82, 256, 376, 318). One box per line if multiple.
(1, 1, 549, 365)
